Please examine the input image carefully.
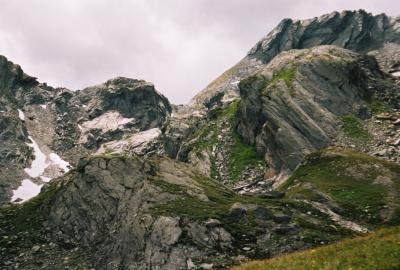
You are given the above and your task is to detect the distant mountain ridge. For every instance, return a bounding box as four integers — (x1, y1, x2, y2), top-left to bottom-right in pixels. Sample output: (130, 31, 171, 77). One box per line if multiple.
(191, 9, 400, 109)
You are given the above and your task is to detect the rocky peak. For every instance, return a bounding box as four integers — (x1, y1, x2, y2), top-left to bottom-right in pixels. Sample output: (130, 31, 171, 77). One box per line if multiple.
(190, 10, 400, 109)
(0, 56, 37, 88)
(248, 10, 400, 64)
(78, 76, 171, 126)
(0, 55, 39, 105)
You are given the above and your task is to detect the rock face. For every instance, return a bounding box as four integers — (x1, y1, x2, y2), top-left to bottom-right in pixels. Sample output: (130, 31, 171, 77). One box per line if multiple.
(0, 55, 172, 203)
(75, 77, 171, 150)
(77, 77, 171, 130)
(0, 56, 47, 204)
(191, 10, 400, 109)
(236, 45, 398, 182)
(248, 10, 400, 64)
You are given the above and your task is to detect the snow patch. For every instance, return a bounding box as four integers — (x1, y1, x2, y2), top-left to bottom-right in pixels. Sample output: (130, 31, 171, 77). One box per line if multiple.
(40, 104, 47, 109)
(24, 136, 48, 178)
(40, 176, 51, 183)
(17, 109, 25, 121)
(129, 128, 161, 146)
(190, 110, 204, 117)
(11, 179, 43, 203)
(97, 128, 161, 154)
(392, 71, 400, 77)
(81, 111, 135, 133)
(49, 153, 70, 172)
(11, 135, 70, 203)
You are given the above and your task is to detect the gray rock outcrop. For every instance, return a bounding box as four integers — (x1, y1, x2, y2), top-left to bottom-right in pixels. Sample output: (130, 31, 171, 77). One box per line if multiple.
(236, 45, 398, 182)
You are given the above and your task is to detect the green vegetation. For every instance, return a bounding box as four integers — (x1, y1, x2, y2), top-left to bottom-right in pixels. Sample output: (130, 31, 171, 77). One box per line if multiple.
(224, 101, 265, 183)
(232, 225, 400, 270)
(188, 100, 264, 183)
(268, 68, 297, 89)
(0, 173, 72, 248)
(190, 122, 218, 153)
(152, 173, 266, 245)
(340, 115, 371, 141)
(152, 172, 347, 247)
(280, 148, 400, 226)
(228, 130, 264, 182)
(369, 97, 390, 114)
(260, 67, 297, 96)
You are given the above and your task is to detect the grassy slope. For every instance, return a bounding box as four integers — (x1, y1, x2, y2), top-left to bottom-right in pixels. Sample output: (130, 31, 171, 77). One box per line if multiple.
(231, 148, 400, 269)
(279, 148, 400, 227)
(232, 225, 400, 270)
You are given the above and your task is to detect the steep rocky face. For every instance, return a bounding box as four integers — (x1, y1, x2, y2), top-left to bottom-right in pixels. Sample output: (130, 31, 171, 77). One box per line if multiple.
(73, 77, 171, 151)
(0, 56, 55, 204)
(0, 55, 172, 204)
(0, 113, 31, 204)
(0, 56, 40, 105)
(248, 10, 400, 64)
(236, 45, 399, 184)
(191, 10, 400, 110)
(238, 46, 383, 180)
(77, 77, 171, 129)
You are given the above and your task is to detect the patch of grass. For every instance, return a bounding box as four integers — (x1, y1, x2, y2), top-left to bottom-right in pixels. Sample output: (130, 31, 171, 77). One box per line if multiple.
(369, 97, 390, 114)
(270, 68, 297, 89)
(340, 115, 371, 141)
(194, 125, 218, 152)
(266, 67, 297, 89)
(228, 131, 264, 182)
(260, 67, 297, 97)
(222, 99, 240, 118)
(224, 101, 265, 183)
(232, 226, 400, 270)
(280, 148, 400, 226)
(0, 172, 73, 248)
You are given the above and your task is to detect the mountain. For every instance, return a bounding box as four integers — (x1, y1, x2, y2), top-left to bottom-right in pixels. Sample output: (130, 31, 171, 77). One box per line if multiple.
(1, 9, 400, 270)
(191, 9, 400, 108)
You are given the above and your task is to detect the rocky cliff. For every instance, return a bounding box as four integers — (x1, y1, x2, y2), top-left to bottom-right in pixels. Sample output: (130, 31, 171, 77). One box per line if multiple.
(0, 57, 171, 203)
(191, 10, 400, 110)
(236, 45, 399, 184)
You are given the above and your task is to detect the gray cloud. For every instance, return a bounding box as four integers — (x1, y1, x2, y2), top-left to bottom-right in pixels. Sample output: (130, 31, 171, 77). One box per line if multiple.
(0, 0, 399, 103)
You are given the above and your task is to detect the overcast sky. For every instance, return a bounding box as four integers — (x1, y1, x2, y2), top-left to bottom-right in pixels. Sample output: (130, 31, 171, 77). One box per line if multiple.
(0, 0, 399, 104)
